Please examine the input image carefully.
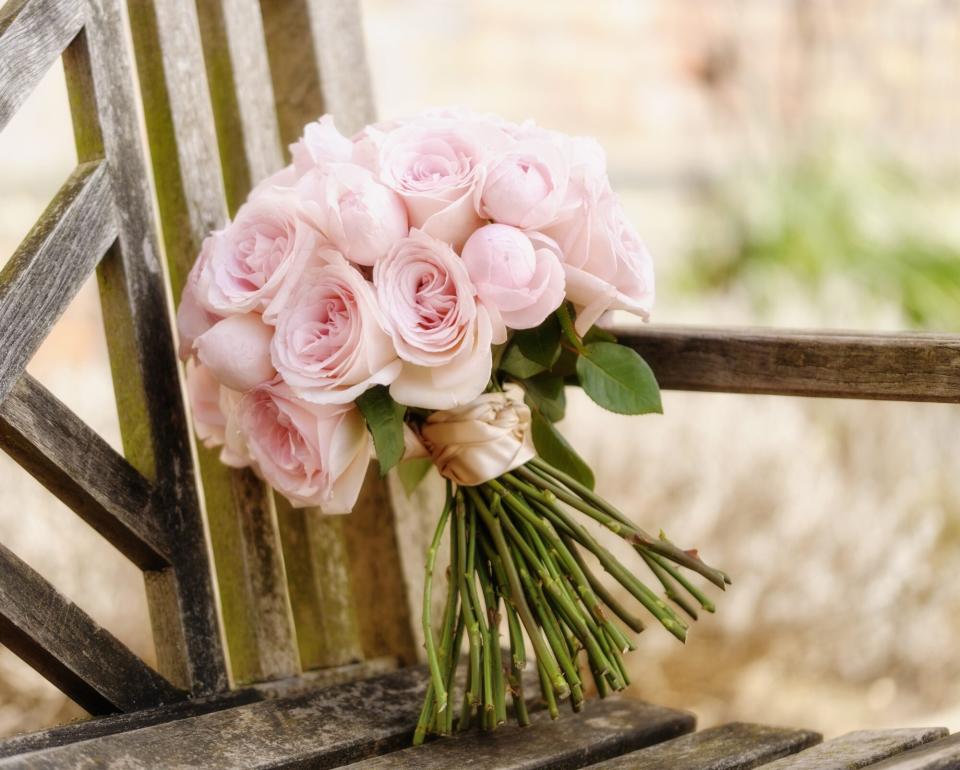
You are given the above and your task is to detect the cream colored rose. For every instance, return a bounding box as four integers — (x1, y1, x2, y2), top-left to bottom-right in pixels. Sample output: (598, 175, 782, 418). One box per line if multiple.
(418, 384, 535, 486)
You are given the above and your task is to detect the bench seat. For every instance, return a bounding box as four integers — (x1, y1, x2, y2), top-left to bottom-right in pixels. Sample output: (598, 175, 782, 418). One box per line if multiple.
(0, 668, 954, 770)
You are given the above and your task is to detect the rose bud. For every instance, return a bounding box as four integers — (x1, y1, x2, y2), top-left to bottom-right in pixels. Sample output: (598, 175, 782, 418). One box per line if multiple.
(461, 223, 566, 342)
(195, 313, 276, 392)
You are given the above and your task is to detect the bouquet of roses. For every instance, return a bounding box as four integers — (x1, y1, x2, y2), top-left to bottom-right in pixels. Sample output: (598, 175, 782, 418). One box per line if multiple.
(176, 107, 728, 742)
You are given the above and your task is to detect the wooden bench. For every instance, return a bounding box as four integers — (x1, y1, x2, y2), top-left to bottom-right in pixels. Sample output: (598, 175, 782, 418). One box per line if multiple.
(0, 0, 958, 767)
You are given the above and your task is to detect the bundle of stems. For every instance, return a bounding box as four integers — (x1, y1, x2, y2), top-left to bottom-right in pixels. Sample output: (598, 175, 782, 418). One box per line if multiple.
(413, 456, 730, 744)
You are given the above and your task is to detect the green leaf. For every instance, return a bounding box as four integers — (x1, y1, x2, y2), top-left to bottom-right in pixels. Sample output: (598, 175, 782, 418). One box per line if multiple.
(498, 316, 562, 379)
(576, 342, 662, 415)
(530, 410, 595, 490)
(396, 457, 433, 497)
(499, 343, 546, 378)
(583, 325, 617, 344)
(516, 316, 562, 368)
(523, 374, 566, 422)
(356, 386, 406, 475)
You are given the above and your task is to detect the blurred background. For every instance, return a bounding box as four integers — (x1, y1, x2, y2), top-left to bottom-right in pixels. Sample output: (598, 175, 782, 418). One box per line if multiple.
(2, 0, 959, 741)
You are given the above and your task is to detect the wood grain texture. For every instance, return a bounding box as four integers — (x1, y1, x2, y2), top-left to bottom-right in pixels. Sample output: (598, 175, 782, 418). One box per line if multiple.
(0, 374, 169, 569)
(587, 722, 821, 770)
(275, 502, 364, 669)
(620, 326, 960, 403)
(0, 542, 184, 715)
(0, 0, 84, 132)
(343, 465, 419, 664)
(343, 698, 695, 769)
(65, 0, 229, 693)
(260, 0, 374, 145)
(0, 666, 429, 769)
(0, 659, 395, 760)
(126, 0, 300, 684)
(195, 0, 283, 213)
(865, 733, 960, 769)
(762, 727, 948, 769)
(0, 161, 116, 404)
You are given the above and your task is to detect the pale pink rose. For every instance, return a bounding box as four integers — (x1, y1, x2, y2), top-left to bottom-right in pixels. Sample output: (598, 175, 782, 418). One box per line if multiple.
(376, 117, 509, 249)
(248, 165, 298, 198)
(297, 163, 408, 266)
(476, 139, 569, 229)
(195, 313, 276, 392)
(290, 115, 353, 177)
(186, 360, 228, 448)
(461, 224, 565, 341)
(374, 230, 493, 410)
(185, 361, 250, 467)
(271, 263, 401, 404)
(544, 184, 655, 335)
(193, 189, 322, 320)
(176, 244, 222, 361)
(234, 383, 371, 512)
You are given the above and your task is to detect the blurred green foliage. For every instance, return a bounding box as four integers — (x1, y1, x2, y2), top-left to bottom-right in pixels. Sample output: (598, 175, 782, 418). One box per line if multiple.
(680, 154, 960, 331)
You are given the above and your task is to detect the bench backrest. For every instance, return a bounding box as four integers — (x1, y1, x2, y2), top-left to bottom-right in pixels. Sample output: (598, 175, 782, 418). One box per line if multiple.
(2, 0, 959, 727)
(0, 0, 414, 715)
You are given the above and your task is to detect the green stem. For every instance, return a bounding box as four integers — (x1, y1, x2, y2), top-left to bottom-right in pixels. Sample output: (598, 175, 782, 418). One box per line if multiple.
(467, 487, 569, 700)
(455, 490, 482, 729)
(422, 483, 452, 716)
(528, 459, 730, 588)
(556, 303, 586, 353)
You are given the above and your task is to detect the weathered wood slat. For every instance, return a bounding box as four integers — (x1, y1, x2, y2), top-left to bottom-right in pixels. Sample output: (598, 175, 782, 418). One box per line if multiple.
(195, 0, 283, 214)
(343, 466, 418, 664)
(65, 0, 229, 693)
(585, 722, 821, 770)
(762, 727, 949, 769)
(621, 326, 960, 403)
(275, 501, 364, 669)
(0, 161, 116, 404)
(864, 733, 960, 769)
(0, 542, 185, 715)
(261, 0, 376, 145)
(0, 0, 84, 132)
(126, 0, 300, 684)
(0, 374, 169, 569)
(345, 700, 695, 770)
(0, 667, 429, 769)
(0, 658, 395, 760)
(0, 690, 257, 759)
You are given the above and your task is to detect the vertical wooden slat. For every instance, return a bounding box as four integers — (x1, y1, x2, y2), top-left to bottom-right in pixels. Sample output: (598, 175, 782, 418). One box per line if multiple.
(274, 500, 363, 668)
(260, 0, 418, 664)
(123, 0, 300, 685)
(62, 3, 230, 693)
(194, 0, 283, 214)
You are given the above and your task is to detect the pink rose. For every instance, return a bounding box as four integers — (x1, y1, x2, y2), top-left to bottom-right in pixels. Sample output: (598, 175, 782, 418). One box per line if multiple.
(545, 183, 654, 335)
(234, 383, 371, 512)
(374, 230, 493, 409)
(376, 117, 509, 249)
(176, 244, 222, 361)
(271, 263, 401, 404)
(297, 163, 408, 266)
(476, 139, 569, 229)
(461, 224, 565, 341)
(193, 189, 321, 320)
(195, 313, 276, 392)
(290, 115, 353, 177)
(185, 361, 249, 467)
